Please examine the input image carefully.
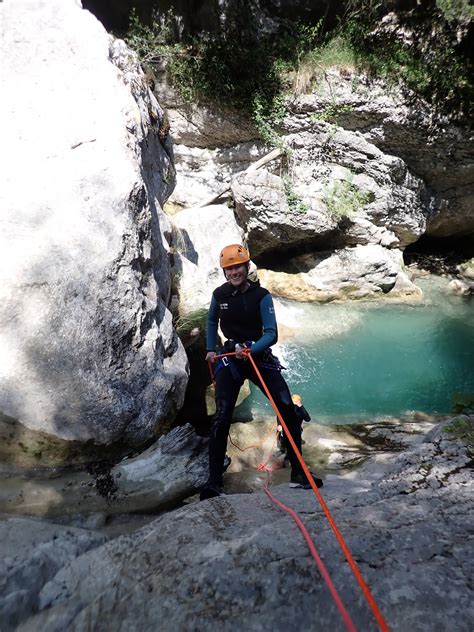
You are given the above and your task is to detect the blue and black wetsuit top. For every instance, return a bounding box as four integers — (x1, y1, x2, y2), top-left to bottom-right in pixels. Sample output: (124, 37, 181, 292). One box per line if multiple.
(207, 280, 278, 356)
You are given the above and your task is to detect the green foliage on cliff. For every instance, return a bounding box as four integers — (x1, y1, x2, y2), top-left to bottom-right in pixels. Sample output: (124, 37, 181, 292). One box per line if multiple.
(174, 308, 208, 341)
(443, 415, 474, 447)
(282, 176, 309, 215)
(342, 0, 473, 119)
(125, 3, 472, 124)
(125, 10, 325, 126)
(325, 178, 370, 220)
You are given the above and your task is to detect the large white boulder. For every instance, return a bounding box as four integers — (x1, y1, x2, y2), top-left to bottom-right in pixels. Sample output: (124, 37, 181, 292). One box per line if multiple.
(259, 245, 421, 302)
(231, 129, 427, 258)
(0, 0, 187, 450)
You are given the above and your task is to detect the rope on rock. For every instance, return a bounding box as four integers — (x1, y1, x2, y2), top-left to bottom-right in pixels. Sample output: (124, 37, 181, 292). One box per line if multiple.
(208, 350, 390, 632)
(264, 478, 357, 632)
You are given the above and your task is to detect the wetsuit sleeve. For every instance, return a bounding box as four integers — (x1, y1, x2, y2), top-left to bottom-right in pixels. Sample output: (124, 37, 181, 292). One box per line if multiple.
(206, 294, 219, 351)
(251, 293, 278, 355)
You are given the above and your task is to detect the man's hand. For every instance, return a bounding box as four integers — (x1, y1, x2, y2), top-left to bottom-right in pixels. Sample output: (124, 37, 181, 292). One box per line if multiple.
(206, 351, 216, 363)
(235, 344, 251, 360)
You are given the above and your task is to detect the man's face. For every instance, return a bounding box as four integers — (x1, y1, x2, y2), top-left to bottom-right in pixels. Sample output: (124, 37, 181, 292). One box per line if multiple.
(224, 263, 247, 288)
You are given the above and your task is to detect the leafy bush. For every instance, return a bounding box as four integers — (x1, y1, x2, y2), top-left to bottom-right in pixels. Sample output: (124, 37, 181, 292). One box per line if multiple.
(125, 12, 327, 127)
(436, 0, 474, 23)
(174, 308, 208, 340)
(282, 176, 309, 215)
(325, 178, 370, 220)
(341, 1, 473, 119)
(302, 35, 356, 72)
(442, 416, 474, 447)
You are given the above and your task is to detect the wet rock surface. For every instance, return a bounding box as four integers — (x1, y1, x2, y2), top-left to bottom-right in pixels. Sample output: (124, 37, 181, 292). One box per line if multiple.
(0, 425, 208, 519)
(2, 418, 472, 631)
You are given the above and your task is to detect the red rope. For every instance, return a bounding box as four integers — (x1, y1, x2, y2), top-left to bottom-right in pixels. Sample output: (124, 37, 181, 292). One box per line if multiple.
(264, 481, 357, 632)
(208, 350, 390, 632)
(208, 352, 278, 464)
(245, 351, 390, 632)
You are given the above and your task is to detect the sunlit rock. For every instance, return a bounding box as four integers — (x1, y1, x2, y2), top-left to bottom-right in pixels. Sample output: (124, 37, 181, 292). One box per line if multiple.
(0, 0, 187, 452)
(171, 204, 246, 314)
(448, 278, 474, 296)
(259, 245, 421, 302)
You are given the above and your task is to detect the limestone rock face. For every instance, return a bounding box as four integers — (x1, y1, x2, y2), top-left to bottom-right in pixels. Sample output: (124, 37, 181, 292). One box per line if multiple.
(288, 71, 473, 239)
(10, 420, 473, 631)
(166, 68, 471, 308)
(152, 61, 261, 209)
(0, 0, 187, 448)
(164, 103, 258, 150)
(168, 141, 264, 209)
(232, 169, 337, 257)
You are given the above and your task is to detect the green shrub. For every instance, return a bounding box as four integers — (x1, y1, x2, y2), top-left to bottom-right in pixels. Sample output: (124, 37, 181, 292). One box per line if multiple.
(341, 1, 473, 119)
(436, 0, 474, 23)
(124, 4, 472, 130)
(282, 176, 309, 215)
(311, 103, 353, 124)
(174, 308, 208, 340)
(124, 8, 179, 64)
(325, 178, 370, 220)
(303, 35, 356, 71)
(124, 12, 327, 132)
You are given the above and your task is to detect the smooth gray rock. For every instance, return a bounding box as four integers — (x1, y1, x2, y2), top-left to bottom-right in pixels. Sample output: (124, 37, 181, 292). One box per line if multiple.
(14, 421, 473, 632)
(0, 518, 107, 631)
(258, 245, 421, 302)
(0, 0, 187, 451)
(232, 167, 337, 256)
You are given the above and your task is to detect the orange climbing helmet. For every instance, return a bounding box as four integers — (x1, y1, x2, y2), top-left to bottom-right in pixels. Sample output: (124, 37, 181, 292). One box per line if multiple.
(219, 244, 250, 269)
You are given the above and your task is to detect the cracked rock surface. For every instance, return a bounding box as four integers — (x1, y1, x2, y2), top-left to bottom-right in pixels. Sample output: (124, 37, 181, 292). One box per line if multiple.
(4, 419, 472, 631)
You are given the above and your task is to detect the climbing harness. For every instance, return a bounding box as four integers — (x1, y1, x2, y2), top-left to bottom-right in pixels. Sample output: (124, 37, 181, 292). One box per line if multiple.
(208, 349, 390, 632)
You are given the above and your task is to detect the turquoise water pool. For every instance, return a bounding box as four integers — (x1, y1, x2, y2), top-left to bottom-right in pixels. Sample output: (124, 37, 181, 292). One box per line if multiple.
(234, 277, 474, 424)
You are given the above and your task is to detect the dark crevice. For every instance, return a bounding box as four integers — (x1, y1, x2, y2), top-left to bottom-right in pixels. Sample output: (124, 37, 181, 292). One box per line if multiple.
(404, 234, 474, 275)
(253, 232, 343, 272)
